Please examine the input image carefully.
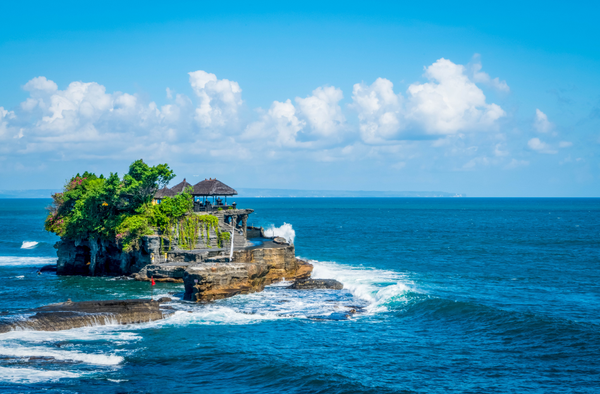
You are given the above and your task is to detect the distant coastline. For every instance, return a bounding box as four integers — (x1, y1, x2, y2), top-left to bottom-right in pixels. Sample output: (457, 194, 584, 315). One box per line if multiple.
(0, 188, 465, 199)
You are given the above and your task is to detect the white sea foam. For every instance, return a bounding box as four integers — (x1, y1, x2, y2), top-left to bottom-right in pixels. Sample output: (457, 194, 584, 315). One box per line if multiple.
(0, 256, 56, 267)
(161, 308, 286, 326)
(0, 345, 123, 366)
(310, 259, 413, 312)
(21, 241, 39, 249)
(0, 366, 80, 383)
(264, 223, 296, 244)
(0, 327, 142, 343)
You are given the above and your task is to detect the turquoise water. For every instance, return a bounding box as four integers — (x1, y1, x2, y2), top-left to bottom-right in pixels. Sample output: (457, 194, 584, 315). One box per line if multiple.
(1, 198, 599, 393)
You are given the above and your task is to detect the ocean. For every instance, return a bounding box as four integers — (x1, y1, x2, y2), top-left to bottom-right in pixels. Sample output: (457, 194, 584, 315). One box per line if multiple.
(0, 198, 599, 393)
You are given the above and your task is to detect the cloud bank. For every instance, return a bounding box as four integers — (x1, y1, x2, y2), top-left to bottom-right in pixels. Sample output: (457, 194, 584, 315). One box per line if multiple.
(0, 56, 572, 174)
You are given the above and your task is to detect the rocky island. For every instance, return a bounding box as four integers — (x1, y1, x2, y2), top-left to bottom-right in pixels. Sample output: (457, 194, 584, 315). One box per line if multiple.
(40, 160, 338, 313)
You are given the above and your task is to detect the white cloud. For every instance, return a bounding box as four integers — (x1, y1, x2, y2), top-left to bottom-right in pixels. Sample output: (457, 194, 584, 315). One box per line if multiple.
(23, 76, 58, 95)
(295, 86, 345, 138)
(534, 109, 553, 133)
(351, 78, 403, 144)
(406, 58, 506, 135)
(528, 137, 557, 154)
(188, 70, 242, 129)
(350, 58, 506, 144)
(0, 60, 518, 173)
(559, 141, 572, 148)
(243, 99, 306, 147)
(0, 107, 16, 139)
(470, 54, 510, 92)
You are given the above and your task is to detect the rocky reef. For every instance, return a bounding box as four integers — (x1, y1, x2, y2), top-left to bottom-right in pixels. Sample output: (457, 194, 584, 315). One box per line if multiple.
(0, 299, 172, 333)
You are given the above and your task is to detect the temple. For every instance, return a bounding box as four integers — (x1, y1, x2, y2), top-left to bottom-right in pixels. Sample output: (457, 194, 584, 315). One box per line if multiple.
(54, 176, 320, 302)
(152, 177, 254, 251)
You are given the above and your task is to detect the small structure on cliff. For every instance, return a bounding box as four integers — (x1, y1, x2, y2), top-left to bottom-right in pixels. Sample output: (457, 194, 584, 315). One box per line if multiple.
(192, 178, 238, 211)
(153, 186, 175, 205)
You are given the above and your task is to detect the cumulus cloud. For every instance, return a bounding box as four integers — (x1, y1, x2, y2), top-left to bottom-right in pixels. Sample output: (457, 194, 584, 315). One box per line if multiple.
(188, 70, 242, 129)
(528, 137, 557, 154)
(23, 76, 58, 94)
(351, 78, 403, 144)
(534, 109, 553, 133)
(0, 59, 517, 173)
(559, 141, 573, 148)
(0, 107, 16, 140)
(295, 86, 345, 138)
(350, 58, 506, 144)
(470, 54, 510, 92)
(243, 99, 306, 147)
(244, 85, 346, 148)
(406, 58, 506, 134)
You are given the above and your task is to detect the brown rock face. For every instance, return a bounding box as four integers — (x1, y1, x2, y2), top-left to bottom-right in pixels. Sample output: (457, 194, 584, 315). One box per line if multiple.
(0, 299, 172, 333)
(183, 263, 270, 302)
(233, 244, 313, 284)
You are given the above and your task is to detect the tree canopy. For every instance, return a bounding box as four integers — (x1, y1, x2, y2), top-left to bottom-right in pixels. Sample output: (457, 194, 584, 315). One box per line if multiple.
(45, 160, 193, 251)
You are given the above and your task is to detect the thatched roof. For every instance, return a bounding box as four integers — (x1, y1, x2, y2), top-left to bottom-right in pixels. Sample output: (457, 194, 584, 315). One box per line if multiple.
(192, 178, 237, 196)
(170, 178, 193, 194)
(154, 186, 175, 199)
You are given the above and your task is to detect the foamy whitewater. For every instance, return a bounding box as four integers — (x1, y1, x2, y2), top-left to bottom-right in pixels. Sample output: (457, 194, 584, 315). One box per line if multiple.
(1, 198, 599, 393)
(263, 223, 295, 244)
(20, 241, 39, 249)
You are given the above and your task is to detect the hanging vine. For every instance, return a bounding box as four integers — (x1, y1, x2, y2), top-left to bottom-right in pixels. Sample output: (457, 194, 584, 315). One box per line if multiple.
(159, 213, 224, 251)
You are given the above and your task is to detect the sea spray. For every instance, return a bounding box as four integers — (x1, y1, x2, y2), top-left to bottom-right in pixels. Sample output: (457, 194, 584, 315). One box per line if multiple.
(264, 223, 296, 244)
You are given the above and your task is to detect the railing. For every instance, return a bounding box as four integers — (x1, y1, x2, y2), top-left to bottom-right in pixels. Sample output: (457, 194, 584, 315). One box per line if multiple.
(193, 202, 237, 212)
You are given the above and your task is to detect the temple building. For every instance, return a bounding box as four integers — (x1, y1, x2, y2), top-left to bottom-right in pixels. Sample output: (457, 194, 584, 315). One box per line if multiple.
(152, 177, 253, 243)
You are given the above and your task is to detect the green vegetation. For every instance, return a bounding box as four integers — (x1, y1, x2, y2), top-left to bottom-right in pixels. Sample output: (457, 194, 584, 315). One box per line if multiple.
(45, 159, 225, 252)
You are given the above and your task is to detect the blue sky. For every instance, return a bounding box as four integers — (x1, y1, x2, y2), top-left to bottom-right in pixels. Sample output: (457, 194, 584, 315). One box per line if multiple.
(1, 1, 599, 196)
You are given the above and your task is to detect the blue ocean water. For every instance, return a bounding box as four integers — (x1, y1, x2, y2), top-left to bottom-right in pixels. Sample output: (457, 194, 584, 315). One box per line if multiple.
(1, 198, 599, 393)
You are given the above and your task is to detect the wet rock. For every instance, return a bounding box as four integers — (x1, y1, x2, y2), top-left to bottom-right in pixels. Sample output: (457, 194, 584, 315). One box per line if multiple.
(0, 299, 173, 333)
(273, 237, 288, 245)
(39, 265, 57, 273)
(290, 279, 343, 290)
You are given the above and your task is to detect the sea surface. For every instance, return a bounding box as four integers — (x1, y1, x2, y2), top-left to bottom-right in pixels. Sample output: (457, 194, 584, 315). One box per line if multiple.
(1, 198, 599, 393)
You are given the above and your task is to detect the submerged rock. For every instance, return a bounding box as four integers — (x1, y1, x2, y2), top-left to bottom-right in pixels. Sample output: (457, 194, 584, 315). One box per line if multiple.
(0, 299, 173, 333)
(290, 279, 344, 290)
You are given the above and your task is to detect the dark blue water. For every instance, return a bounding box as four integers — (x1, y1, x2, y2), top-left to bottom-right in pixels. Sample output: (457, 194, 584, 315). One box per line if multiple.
(1, 198, 599, 393)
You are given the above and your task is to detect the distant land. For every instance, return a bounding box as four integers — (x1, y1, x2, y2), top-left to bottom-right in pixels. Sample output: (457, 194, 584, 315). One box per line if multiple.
(236, 188, 464, 198)
(0, 189, 61, 198)
(0, 188, 464, 199)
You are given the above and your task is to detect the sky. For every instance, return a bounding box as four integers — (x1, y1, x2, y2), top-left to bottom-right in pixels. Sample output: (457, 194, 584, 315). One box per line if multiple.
(1, 1, 599, 197)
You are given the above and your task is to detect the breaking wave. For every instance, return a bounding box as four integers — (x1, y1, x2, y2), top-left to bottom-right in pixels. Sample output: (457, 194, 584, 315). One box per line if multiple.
(20, 241, 39, 249)
(310, 259, 414, 313)
(0, 367, 81, 383)
(0, 345, 123, 366)
(264, 223, 296, 244)
(148, 259, 415, 327)
(0, 256, 56, 267)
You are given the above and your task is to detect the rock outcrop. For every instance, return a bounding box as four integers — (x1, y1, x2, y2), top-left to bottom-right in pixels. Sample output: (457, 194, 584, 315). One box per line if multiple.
(290, 279, 344, 290)
(56, 235, 161, 276)
(0, 299, 173, 333)
(183, 263, 270, 302)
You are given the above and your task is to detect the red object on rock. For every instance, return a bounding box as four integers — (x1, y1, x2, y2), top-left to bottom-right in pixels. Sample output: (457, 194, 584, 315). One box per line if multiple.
(151, 277, 155, 286)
